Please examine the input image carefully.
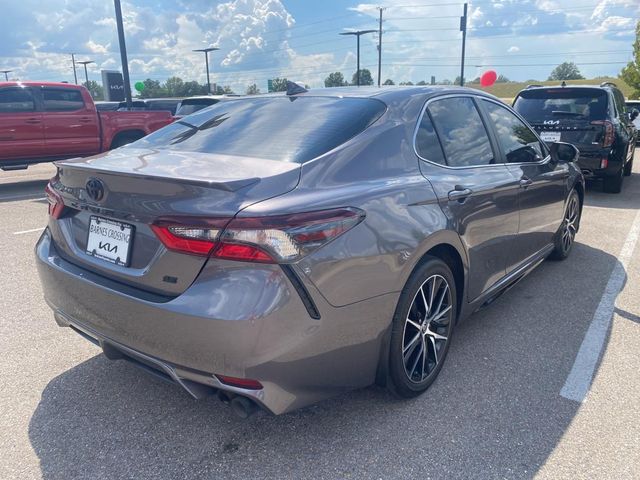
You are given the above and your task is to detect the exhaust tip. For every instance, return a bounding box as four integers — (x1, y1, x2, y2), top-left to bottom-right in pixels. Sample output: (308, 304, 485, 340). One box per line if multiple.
(229, 396, 259, 419)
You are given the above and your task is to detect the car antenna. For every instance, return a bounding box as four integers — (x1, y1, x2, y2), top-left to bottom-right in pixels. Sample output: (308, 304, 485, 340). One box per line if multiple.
(286, 80, 308, 96)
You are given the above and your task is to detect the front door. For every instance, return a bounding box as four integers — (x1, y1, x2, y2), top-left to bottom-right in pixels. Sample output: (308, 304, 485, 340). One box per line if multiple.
(479, 98, 568, 268)
(0, 86, 44, 162)
(416, 95, 521, 301)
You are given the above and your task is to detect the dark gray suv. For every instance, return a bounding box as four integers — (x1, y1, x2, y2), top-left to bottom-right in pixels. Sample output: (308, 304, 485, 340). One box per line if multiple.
(37, 86, 584, 416)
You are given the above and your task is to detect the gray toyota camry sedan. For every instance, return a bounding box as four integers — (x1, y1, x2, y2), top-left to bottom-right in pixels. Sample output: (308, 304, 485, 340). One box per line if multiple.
(37, 85, 584, 416)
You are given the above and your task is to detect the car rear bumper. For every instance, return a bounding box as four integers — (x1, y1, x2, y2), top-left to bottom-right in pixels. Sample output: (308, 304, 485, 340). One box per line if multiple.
(576, 148, 621, 178)
(35, 229, 394, 414)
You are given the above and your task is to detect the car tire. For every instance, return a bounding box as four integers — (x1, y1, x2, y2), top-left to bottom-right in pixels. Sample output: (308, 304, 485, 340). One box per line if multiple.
(603, 167, 624, 193)
(388, 257, 456, 398)
(550, 189, 581, 261)
(624, 156, 633, 177)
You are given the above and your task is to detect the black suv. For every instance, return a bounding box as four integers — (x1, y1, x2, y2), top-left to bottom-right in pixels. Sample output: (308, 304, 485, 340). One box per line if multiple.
(513, 82, 636, 193)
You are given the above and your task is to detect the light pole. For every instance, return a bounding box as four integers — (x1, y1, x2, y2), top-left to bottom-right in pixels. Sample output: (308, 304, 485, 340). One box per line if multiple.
(114, 0, 133, 109)
(71, 53, 78, 84)
(193, 47, 219, 94)
(77, 61, 94, 87)
(339, 30, 376, 86)
(1, 70, 12, 81)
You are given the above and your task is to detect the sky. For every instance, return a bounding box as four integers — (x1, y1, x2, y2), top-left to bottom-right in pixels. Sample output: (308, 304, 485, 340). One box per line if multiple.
(1, 0, 638, 93)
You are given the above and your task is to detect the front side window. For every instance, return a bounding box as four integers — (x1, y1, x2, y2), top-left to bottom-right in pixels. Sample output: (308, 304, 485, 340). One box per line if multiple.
(0, 88, 35, 113)
(43, 89, 84, 112)
(483, 100, 544, 163)
(135, 96, 387, 163)
(427, 97, 495, 167)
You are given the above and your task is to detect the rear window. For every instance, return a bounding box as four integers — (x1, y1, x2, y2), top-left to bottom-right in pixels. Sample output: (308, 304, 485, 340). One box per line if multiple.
(134, 96, 387, 163)
(514, 88, 608, 122)
(176, 99, 219, 116)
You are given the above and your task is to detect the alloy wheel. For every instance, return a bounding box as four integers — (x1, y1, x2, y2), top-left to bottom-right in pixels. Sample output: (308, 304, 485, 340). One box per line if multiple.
(561, 195, 579, 252)
(402, 274, 453, 383)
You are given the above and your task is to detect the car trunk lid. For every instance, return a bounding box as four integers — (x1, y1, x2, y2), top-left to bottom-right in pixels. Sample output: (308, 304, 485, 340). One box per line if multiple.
(48, 147, 300, 296)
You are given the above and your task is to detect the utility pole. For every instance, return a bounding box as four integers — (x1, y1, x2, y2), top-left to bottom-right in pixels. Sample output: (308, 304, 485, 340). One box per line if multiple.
(377, 7, 384, 87)
(71, 54, 78, 84)
(193, 47, 219, 94)
(340, 29, 376, 86)
(1, 70, 12, 81)
(114, 0, 133, 109)
(459, 2, 468, 87)
(77, 61, 94, 87)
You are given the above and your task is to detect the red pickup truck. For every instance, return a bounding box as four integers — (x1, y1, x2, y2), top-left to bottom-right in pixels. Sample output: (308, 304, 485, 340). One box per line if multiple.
(0, 82, 174, 170)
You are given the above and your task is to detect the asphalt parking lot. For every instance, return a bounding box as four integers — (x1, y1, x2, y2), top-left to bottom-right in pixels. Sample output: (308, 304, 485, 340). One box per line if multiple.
(1, 154, 639, 480)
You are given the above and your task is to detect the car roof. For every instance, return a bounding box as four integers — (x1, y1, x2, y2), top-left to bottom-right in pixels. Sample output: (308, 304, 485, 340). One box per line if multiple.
(0, 81, 85, 89)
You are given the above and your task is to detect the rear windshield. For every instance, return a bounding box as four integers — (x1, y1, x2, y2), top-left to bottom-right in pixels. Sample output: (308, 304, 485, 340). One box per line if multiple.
(134, 96, 387, 163)
(514, 89, 608, 122)
(176, 99, 219, 116)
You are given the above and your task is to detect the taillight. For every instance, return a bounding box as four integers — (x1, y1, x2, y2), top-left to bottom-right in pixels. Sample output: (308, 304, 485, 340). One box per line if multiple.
(45, 181, 65, 219)
(591, 120, 614, 148)
(151, 207, 365, 263)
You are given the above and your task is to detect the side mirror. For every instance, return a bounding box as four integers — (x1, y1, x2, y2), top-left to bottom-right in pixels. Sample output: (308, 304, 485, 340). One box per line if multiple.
(630, 108, 639, 121)
(550, 141, 579, 163)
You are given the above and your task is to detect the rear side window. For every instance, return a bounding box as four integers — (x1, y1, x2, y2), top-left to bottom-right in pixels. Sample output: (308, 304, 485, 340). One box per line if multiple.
(514, 89, 608, 122)
(415, 111, 446, 165)
(427, 97, 495, 167)
(43, 89, 84, 112)
(482, 100, 544, 163)
(176, 99, 219, 117)
(135, 96, 387, 163)
(0, 88, 35, 113)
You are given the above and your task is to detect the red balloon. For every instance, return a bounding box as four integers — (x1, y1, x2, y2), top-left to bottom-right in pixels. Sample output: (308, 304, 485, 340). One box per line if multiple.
(480, 70, 497, 87)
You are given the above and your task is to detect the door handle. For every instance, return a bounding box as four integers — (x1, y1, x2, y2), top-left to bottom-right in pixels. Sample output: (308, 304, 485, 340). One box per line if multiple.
(448, 186, 473, 202)
(24, 118, 41, 125)
(519, 177, 533, 188)
(78, 117, 92, 123)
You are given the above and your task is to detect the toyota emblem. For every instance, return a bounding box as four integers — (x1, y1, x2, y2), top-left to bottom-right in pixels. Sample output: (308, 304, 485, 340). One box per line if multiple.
(85, 178, 105, 202)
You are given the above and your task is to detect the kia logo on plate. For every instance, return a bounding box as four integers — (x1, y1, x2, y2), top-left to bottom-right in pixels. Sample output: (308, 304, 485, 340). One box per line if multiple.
(85, 178, 105, 202)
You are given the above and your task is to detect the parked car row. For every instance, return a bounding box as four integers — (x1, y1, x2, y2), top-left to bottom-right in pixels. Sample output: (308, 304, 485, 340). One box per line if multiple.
(38, 82, 586, 417)
(96, 95, 226, 118)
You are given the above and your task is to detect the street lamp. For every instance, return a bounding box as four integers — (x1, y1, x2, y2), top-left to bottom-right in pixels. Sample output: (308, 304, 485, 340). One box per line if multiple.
(339, 30, 376, 86)
(1, 70, 13, 81)
(193, 47, 219, 94)
(77, 61, 94, 87)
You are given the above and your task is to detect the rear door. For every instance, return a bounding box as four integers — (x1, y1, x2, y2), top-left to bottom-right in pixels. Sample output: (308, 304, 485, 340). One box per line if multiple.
(41, 87, 101, 157)
(416, 95, 521, 301)
(480, 98, 568, 268)
(0, 86, 44, 161)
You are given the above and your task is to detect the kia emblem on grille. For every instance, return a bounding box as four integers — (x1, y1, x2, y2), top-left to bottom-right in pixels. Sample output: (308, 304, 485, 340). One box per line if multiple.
(86, 178, 105, 202)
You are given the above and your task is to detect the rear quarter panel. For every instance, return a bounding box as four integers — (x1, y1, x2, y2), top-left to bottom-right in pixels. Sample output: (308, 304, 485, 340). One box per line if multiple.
(98, 111, 174, 150)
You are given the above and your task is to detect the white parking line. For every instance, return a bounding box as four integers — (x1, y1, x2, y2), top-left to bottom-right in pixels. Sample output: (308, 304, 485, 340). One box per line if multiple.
(12, 227, 44, 235)
(560, 209, 640, 402)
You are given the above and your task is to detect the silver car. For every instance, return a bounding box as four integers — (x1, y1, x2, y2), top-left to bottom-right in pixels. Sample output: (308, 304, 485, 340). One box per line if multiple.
(37, 86, 584, 416)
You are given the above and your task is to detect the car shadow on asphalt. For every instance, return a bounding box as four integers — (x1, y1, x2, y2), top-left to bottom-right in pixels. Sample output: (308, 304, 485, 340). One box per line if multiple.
(27, 241, 621, 479)
(0, 179, 48, 203)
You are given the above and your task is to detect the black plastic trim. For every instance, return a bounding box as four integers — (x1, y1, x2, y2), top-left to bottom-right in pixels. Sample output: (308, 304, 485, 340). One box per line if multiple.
(280, 265, 321, 320)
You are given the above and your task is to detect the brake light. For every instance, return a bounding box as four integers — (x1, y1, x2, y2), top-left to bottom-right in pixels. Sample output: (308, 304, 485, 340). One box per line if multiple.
(45, 182, 65, 219)
(591, 120, 614, 147)
(151, 207, 365, 263)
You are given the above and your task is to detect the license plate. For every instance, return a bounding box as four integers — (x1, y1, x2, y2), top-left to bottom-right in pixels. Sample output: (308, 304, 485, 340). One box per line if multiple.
(540, 131, 561, 142)
(86, 216, 134, 267)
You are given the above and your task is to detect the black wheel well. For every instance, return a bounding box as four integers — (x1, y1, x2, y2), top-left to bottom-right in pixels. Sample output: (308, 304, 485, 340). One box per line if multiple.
(574, 181, 584, 210)
(418, 243, 465, 322)
(110, 130, 145, 149)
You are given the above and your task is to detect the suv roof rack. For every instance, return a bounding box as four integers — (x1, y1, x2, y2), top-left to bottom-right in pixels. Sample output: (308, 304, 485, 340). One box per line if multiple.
(600, 81, 617, 88)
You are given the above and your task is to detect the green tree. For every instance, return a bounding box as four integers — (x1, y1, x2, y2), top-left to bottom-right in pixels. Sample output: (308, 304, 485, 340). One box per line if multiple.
(181, 81, 207, 97)
(416, 80, 428, 85)
(246, 83, 260, 95)
(138, 79, 165, 98)
(548, 62, 584, 81)
(399, 81, 414, 86)
(83, 80, 103, 100)
(496, 74, 510, 83)
(165, 76, 185, 96)
(383, 79, 395, 85)
(270, 78, 289, 92)
(620, 20, 640, 99)
(213, 85, 234, 95)
(324, 72, 348, 87)
(351, 69, 373, 86)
